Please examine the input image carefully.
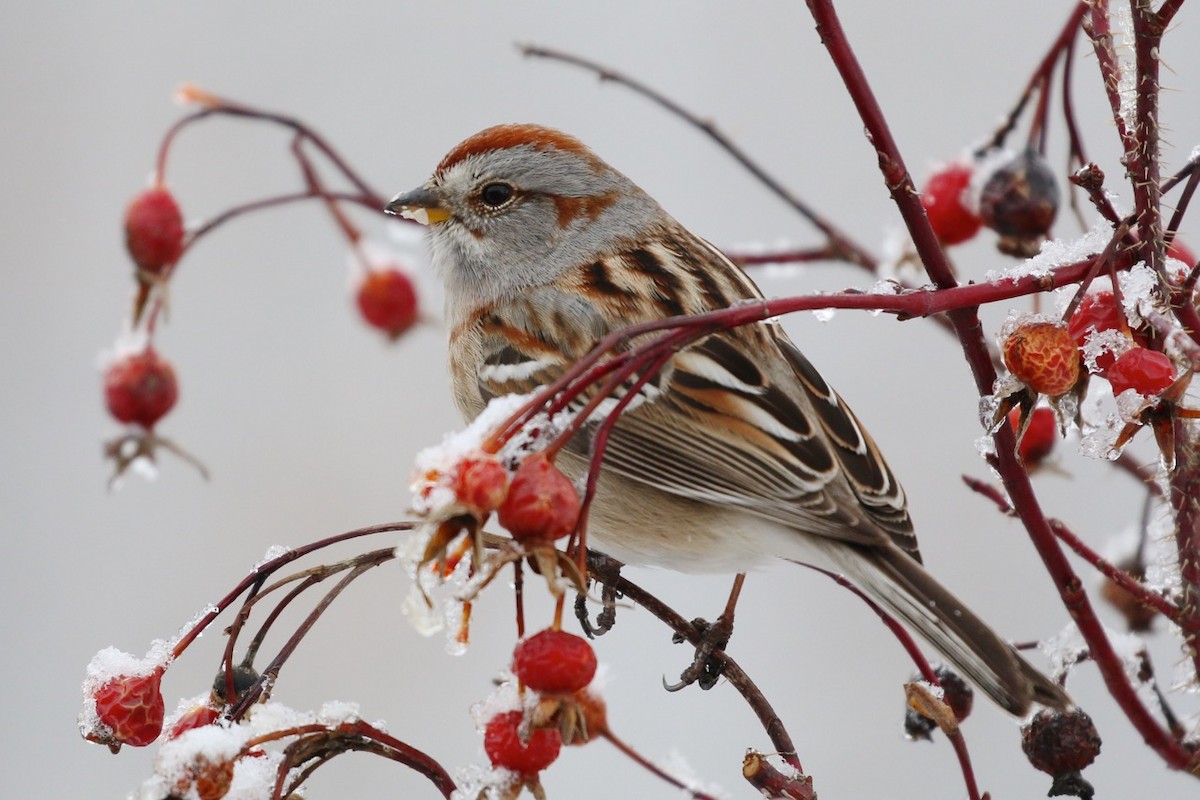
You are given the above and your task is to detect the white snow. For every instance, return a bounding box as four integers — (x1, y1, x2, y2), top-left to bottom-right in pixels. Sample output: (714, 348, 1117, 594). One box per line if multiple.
(253, 545, 293, 571)
(1080, 328, 1133, 374)
(79, 644, 173, 743)
(984, 219, 1114, 285)
(1111, 2, 1139, 132)
(1117, 262, 1161, 326)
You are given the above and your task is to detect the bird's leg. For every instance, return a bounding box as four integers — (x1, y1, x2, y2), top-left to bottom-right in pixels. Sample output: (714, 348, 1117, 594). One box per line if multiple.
(666, 572, 746, 691)
(578, 550, 625, 638)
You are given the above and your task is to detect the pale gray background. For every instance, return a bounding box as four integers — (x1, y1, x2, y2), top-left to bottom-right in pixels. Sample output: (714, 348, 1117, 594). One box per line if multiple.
(4, 2, 1198, 798)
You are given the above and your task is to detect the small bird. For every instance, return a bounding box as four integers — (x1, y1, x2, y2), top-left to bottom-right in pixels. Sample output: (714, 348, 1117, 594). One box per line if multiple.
(386, 123, 1069, 715)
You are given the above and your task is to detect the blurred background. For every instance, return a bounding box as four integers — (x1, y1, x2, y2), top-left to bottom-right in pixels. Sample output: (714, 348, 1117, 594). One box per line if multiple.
(3, 2, 1198, 797)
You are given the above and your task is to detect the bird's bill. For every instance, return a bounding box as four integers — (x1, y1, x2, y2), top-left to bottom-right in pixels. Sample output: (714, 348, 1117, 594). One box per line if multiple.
(384, 186, 449, 225)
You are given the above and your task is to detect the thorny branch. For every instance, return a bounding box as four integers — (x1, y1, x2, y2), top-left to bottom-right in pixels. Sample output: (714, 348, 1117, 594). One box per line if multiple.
(805, 0, 1196, 774)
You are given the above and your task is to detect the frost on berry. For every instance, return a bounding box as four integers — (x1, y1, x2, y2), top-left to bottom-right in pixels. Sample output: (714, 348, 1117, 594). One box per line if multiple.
(167, 699, 222, 740)
(80, 647, 170, 751)
(513, 629, 598, 694)
(104, 347, 179, 429)
(497, 453, 581, 545)
(1001, 321, 1081, 397)
(356, 266, 419, 339)
(1068, 290, 1129, 345)
(977, 148, 1059, 257)
(125, 188, 185, 274)
(453, 455, 510, 515)
(921, 162, 981, 245)
(483, 710, 563, 775)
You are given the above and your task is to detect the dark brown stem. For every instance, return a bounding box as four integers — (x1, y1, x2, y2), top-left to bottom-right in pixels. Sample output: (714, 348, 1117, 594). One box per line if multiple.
(600, 729, 721, 800)
(170, 522, 412, 659)
(229, 550, 395, 719)
(802, 565, 982, 800)
(265, 721, 456, 800)
(1131, 1, 1165, 277)
(588, 552, 807, 777)
(983, 3, 1088, 154)
(1168, 421, 1200, 686)
(186, 190, 384, 251)
(519, 44, 877, 271)
(239, 550, 397, 666)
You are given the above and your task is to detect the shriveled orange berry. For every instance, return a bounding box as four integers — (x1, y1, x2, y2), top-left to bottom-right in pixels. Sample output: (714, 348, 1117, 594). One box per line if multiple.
(1002, 322, 1080, 396)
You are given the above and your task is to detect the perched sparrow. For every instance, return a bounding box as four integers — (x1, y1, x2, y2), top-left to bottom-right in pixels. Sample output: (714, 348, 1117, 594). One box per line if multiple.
(387, 124, 1069, 715)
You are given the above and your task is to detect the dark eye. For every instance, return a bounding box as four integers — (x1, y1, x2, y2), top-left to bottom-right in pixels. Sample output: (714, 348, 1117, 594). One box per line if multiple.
(479, 182, 514, 207)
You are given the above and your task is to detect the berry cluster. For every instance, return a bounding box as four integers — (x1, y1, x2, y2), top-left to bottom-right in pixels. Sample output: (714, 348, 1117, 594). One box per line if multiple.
(104, 89, 424, 484)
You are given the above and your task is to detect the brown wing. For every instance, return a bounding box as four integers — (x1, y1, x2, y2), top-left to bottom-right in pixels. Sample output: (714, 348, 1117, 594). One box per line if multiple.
(471, 288, 915, 555)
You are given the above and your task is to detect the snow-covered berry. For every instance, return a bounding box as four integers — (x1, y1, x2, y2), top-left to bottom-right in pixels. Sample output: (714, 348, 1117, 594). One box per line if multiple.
(513, 629, 597, 694)
(175, 756, 235, 800)
(85, 668, 166, 749)
(168, 703, 221, 740)
(453, 454, 509, 515)
(125, 188, 185, 274)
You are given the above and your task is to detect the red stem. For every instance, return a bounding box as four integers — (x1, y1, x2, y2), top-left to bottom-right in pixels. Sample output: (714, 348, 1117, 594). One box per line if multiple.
(805, 0, 1194, 774)
(170, 522, 410, 658)
(803, 565, 982, 800)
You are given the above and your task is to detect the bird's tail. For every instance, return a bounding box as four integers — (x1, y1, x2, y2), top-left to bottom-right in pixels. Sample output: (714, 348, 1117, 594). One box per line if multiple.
(810, 543, 1070, 715)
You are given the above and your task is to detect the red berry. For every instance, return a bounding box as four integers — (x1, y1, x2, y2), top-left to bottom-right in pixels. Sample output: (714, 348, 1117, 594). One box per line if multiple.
(1068, 291, 1128, 345)
(1105, 348, 1176, 396)
(168, 703, 221, 739)
(356, 268, 419, 338)
(497, 453, 580, 544)
(176, 757, 235, 800)
(979, 149, 1059, 256)
(1009, 407, 1058, 465)
(454, 455, 510, 514)
(1002, 322, 1081, 397)
(87, 669, 166, 748)
(125, 188, 185, 274)
(1021, 708, 1101, 776)
(483, 710, 562, 774)
(513, 629, 598, 694)
(1167, 237, 1196, 267)
(921, 163, 981, 245)
(104, 348, 179, 429)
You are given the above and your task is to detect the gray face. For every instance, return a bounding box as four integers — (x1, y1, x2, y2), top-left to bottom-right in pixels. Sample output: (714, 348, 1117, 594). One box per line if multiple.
(424, 143, 663, 314)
